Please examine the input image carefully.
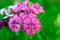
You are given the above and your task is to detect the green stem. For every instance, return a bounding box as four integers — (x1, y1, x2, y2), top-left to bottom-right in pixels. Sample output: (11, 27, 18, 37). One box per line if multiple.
(29, 36, 32, 40)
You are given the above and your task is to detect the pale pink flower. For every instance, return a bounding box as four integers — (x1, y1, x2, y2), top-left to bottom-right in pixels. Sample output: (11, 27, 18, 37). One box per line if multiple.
(30, 3, 44, 15)
(12, 7, 19, 12)
(23, 0, 29, 5)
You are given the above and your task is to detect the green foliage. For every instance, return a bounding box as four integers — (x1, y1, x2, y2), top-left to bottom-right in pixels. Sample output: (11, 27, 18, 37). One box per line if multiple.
(0, 0, 60, 40)
(0, 0, 14, 9)
(0, 15, 4, 20)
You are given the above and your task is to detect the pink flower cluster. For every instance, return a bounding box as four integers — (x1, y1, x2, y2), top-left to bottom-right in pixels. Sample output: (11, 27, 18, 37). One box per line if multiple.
(8, 14, 21, 32)
(8, 0, 44, 36)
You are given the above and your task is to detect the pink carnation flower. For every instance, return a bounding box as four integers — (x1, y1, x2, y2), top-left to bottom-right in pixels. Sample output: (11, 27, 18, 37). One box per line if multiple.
(8, 14, 21, 32)
(8, 0, 44, 36)
(21, 13, 42, 36)
(23, 0, 29, 5)
(13, 0, 29, 12)
(19, 12, 37, 20)
(30, 3, 44, 15)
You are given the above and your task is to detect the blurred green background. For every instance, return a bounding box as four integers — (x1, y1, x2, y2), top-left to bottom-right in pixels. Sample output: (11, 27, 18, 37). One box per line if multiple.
(0, 0, 60, 40)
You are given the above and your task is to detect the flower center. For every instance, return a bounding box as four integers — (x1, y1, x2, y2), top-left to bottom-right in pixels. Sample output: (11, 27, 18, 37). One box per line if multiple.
(29, 23, 34, 28)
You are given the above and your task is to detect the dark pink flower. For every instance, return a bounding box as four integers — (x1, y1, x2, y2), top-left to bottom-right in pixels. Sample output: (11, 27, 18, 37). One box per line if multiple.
(0, 21, 5, 29)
